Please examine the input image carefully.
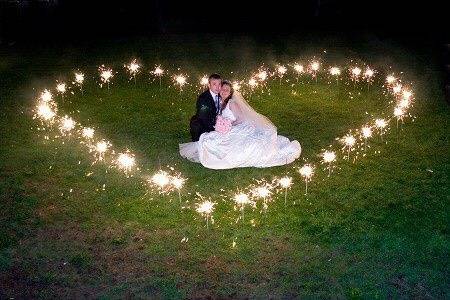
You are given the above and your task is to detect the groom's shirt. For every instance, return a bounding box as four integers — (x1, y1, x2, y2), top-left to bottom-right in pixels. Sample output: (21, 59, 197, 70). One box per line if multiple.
(209, 90, 220, 113)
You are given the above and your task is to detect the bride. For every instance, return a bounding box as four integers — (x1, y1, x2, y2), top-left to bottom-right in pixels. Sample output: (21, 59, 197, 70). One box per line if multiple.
(179, 80, 301, 169)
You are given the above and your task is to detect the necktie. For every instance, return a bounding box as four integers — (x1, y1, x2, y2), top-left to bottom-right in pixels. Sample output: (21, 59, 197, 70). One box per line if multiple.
(215, 95, 220, 113)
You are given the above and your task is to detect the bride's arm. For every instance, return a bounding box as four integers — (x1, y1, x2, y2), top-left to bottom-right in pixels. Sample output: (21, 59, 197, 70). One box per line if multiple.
(228, 101, 243, 125)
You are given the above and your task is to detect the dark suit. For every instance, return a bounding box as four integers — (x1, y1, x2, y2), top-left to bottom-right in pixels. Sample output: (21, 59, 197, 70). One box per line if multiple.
(190, 90, 219, 141)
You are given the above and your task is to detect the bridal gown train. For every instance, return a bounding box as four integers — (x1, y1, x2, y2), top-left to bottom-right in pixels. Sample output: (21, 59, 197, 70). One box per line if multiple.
(179, 103, 301, 169)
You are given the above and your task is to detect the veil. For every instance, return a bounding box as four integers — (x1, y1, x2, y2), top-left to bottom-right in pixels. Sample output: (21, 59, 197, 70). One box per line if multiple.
(228, 91, 277, 132)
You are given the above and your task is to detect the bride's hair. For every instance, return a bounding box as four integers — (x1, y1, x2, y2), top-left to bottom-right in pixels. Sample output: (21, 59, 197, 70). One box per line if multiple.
(220, 80, 233, 114)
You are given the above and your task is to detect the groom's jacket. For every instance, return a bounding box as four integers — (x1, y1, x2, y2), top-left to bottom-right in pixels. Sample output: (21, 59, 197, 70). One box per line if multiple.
(194, 90, 217, 132)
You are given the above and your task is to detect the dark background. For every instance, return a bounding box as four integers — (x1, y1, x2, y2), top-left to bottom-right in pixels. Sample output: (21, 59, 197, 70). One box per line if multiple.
(0, 0, 447, 44)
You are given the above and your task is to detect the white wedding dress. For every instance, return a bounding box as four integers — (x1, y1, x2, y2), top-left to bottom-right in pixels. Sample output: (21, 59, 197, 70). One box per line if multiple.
(179, 93, 301, 169)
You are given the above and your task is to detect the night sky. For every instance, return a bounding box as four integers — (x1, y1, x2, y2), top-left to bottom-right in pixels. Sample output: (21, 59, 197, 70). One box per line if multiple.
(0, 0, 447, 44)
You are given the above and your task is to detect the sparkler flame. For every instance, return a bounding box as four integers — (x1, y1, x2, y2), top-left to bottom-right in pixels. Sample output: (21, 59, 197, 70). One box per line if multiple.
(361, 126, 373, 138)
(36, 103, 56, 121)
(56, 82, 67, 94)
(299, 164, 314, 179)
(330, 67, 341, 76)
(293, 63, 304, 74)
(151, 170, 171, 189)
(59, 115, 76, 133)
(116, 151, 136, 173)
(322, 151, 336, 163)
(75, 72, 84, 85)
(40, 89, 53, 102)
(82, 127, 95, 139)
(375, 119, 387, 129)
(200, 75, 208, 86)
(278, 176, 293, 188)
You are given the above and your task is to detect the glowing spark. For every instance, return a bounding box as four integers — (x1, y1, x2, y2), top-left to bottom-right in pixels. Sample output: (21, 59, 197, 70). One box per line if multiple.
(393, 84, 402, 94)
(329, 67, 341, 76)
(125, 59, 141, 82)
(234, 192, 251, 219)
(196, 199, 215, 229)
(171, 174, 186, 203)
(99, 66, 114, 88)
(364, 68, 374, 79)
(310, 61, 320, 72)
(361, 126, 372, 138)
(95, 140, 110, 161)
(82, 127, 95, 139)
(151, 170, 171, 189)
(56, 82, 66, 94)
(257, 70, 268, 81)
(116, 151, 136, 174)
(386, 75, 396, 84)
(36, 103, 56, 121)
(342, 134, 356, 160)
(248, 78, 258, 88)
(394, 107, 404, 118)
(322, 151, 336, 163)
(40, 90, 53, 102)
(375, 119, 387, 129)
(399, 98, 410, 108)
(75, 72, 84, 85)
(279, 176, 293, 188)
(173, 74, 187, 91)
(59, 116, 76, 132)
(299, 164, 314, 194)
(322, 151, 336, 177)
(351, 67, 362, 81)
(152, 66, 164, 76)
(232, 81, 241, 91)
(293, 63, 304, 74)
(277, 65, 287, 76)
(200, 75, 208, 86)
(402, 90, 412, 100)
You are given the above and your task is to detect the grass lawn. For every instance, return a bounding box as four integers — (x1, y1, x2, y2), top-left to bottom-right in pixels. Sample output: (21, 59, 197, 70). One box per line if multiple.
(0, 35, 448, 298)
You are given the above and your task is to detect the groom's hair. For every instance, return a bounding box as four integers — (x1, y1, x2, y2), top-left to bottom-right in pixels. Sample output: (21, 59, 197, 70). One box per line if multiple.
(208, 73, 221, 82)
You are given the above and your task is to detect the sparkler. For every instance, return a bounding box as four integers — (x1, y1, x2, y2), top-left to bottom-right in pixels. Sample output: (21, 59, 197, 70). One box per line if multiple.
(74, 72, 85, 94)
(234, 192, 251, 220)
(276, 65, 287, 85)
(293, 63, 304, 82)
(393, 83, 402, 95)
(364, 67, 375, 90)
(257, 70, 268, 82)
(200, 75, 209, 87)
(171, 174, 186, 204)
(252, 184, 272, 214)
(248, 78, 258, 94)
(342, 134, 356, 160)
(40, 89, 53, 103)
(94, 140, 110, 161)
(309, 61, 320, 82)
(56, 82, 67, 100)
(394, 107, 404, 130)
(59, 115, 76, 134)
(116, 151, 136, 175)
(361, 126, 372, 151)
(321, 151, 336, 177)
(150, 170, 171, 192)
(173, 74, 187, 94)
(196, 198, 215, 229)
(350, 67, 362, 87)
(386, 75, 396, 85)
(278, 176, 293, 206)
(375, 118, 387, 140)
(299, 164, 314, 195)
(125, 59, 141, 84)
(151, 65, 164, 89)
(36, 102, 56, 121)
(82, 127, 95, 139)
(99, 66, 114, 89)
(329, 67, 341, 85)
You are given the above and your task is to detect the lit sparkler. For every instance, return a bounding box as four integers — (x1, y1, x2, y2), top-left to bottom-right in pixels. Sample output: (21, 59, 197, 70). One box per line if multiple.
(342, 134, 356, 160)
(125, 59, 141, 84)
(298, 164, 314, 195)
(59, 115, 76, 134)
(74, 72, 85, 94)
(196, 197, 215, 229)
(56, 82, 67, 99)
(99, 66, 114, 89)
(234, 192, 251, 220)
(171, 174, 186, 204)
(321, 150, 336, 177)
(116, 151, 136, 175)
(278, 176, 293, 206)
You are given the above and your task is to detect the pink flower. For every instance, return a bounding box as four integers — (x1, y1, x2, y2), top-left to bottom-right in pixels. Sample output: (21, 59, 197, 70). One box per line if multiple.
(214, 115, 232, 134)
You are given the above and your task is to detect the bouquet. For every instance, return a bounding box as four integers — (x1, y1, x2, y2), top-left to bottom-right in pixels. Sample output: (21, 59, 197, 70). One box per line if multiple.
(214, 115, 232, 134)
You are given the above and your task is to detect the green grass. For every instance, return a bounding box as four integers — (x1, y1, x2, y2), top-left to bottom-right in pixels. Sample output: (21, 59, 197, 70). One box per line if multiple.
(0, 35, 448, 298)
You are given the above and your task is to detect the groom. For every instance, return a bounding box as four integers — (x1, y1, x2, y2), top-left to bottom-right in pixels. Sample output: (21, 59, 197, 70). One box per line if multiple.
(189, 73, 222, 141)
